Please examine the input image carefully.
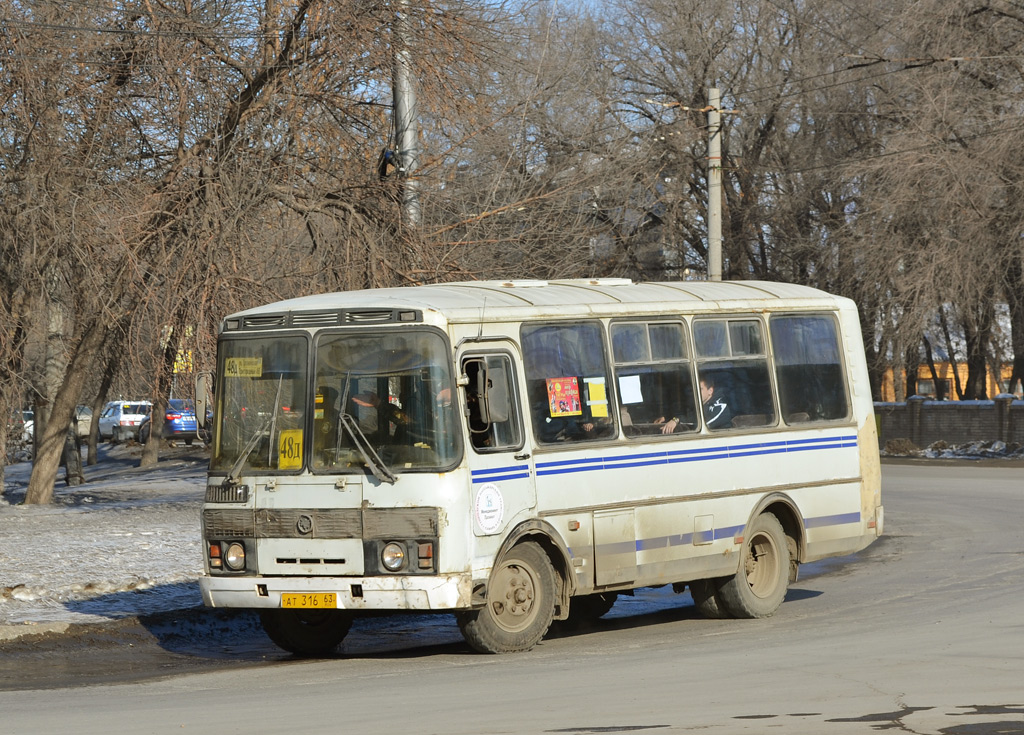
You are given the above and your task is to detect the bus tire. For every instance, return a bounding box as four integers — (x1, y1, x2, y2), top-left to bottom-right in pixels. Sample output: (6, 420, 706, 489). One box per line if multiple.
(457, 541, 557, 653)
(259, 608, 353, 657)
(716, 512, 790, 618)
(689, 578, 727, 619)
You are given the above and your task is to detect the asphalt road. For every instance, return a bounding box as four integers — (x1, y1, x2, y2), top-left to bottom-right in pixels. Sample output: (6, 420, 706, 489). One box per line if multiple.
(1, 461, 1022, 735)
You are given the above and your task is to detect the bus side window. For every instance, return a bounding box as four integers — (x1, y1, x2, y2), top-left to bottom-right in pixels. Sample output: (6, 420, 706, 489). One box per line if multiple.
(694, 318, 776, 430)
(770, 314, 849, 422)
(612, 321, 698, 437)
(521, 322, 616, 444)
(463, 355, 523, 452)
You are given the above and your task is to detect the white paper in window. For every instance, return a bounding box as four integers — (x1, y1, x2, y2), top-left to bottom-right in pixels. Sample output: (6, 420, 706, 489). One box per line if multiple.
(618, 374, 644, 404)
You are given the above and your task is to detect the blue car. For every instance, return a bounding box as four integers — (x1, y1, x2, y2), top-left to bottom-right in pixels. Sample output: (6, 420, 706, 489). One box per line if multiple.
(139, 399, 199, 445)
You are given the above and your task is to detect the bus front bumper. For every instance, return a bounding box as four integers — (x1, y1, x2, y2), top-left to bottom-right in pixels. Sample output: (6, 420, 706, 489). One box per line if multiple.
(200, 573, 474, 612)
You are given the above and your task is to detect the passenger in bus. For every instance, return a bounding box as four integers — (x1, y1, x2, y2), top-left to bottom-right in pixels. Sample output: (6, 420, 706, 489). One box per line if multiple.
(618, 381, 691, 435)
(537, 412, 596, 442)
(700, 374, 734, 430)
(654, 414, 685, 434)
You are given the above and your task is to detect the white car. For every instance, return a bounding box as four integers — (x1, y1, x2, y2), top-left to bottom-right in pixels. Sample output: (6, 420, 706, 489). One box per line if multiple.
(74, 405, 92, 438)
(97, 401, 152, 442)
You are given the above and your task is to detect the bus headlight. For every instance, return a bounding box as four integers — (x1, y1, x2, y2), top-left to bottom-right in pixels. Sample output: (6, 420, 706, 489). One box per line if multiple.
(381, 542, 407, 572)
(224, 542, 246, 571)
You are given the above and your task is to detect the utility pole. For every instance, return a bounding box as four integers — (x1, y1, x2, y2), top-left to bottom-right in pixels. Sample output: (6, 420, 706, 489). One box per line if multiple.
(393, 0, 420, 229)
(646, 90, 733, 280)
(707, 87, 723, 281)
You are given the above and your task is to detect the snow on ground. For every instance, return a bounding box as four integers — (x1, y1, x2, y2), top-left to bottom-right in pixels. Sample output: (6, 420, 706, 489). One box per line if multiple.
(0, 443, 207, 628)
(881, 438, 1024, 460)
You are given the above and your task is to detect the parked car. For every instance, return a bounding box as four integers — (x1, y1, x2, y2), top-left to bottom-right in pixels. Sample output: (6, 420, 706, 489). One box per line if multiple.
(98, 401, 152, 442)
(9, 407, 90, 443)
(18, 410, 33, 444)
(74, 405, 92, 439)
(139, 399, 199, 445)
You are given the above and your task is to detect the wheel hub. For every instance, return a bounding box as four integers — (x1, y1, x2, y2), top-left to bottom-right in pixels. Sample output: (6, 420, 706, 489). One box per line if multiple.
(490, 563, 536, 624)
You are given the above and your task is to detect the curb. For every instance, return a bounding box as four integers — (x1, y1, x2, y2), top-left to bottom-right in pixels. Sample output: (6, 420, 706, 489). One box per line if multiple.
(0, 621, 73, 642)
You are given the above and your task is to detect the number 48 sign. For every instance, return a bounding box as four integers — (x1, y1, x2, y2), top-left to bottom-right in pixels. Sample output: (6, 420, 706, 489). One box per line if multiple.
(278, 430, 303, 470)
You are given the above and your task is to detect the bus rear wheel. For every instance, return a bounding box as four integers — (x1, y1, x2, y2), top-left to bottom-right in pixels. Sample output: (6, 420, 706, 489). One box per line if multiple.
(717, 512, 790, 618)
(457, 541, 556, 653)
(259, 608, 353, 657)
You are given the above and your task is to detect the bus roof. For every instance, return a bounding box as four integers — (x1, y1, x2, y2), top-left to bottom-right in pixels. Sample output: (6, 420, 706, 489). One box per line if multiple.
(223, 279, 853, 331)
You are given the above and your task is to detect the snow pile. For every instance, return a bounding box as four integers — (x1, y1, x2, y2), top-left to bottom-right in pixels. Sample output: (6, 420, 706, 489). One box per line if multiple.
(0, 444, 207, 626)
(881, 438, 1024, 460)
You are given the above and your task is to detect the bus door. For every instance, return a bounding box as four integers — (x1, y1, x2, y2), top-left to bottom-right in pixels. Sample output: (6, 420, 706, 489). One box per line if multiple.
(459, 350, 534, 537)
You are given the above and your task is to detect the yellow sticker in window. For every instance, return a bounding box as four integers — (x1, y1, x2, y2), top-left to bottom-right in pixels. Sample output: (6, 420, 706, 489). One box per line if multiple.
(586, 377, 609, 418)
(225, 357, 263, 378)
(278, 429, 303, 469)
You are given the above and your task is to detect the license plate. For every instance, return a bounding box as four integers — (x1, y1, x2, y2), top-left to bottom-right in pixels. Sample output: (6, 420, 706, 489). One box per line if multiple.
(281, 592, 337, 609)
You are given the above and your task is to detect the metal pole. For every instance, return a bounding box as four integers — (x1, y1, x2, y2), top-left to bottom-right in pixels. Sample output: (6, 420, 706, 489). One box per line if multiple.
(393, 0, 420, 228)
(707, 87, 722, 281)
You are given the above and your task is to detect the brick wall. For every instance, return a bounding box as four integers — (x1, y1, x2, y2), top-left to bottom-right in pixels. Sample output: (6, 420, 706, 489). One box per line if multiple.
(874, 396, 1024, 447)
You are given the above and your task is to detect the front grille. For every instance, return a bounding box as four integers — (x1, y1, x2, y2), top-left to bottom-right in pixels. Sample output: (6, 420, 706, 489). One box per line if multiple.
(291, 311, 341, 326)
(202, 507, 439, 540)
(202, 509, 255, 537)
(254, 508, 361, 538)
(364, 508, 438, 537)
(205, 483, 249, 503)
(225, 308, 423, 332)
(242, 314, 287, 328)
(342, 310, 396, 324)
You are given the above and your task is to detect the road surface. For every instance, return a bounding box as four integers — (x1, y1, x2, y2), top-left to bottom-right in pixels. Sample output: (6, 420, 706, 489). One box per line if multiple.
(1, 461, 1022, 735)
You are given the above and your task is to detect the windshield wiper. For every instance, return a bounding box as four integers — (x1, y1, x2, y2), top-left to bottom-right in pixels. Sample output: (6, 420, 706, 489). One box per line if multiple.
(227, 376, 283, 486)
(226, 415, 271, 486)
(339, 413, 397, 485)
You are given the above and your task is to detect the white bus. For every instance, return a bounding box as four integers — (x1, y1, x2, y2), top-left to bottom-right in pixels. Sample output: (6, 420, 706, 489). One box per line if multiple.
(198, 279, 883, 655)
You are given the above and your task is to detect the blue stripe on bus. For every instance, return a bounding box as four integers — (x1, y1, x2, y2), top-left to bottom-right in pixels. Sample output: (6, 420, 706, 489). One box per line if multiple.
(569, 514, 861, 558)
(803, 511, 862, 528)
(534, 435, 857, 477)
(471, 465, 531, 484)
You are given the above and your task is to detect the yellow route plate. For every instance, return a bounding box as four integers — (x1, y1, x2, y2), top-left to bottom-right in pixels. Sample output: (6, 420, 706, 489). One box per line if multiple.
(281, 592, 337, 609)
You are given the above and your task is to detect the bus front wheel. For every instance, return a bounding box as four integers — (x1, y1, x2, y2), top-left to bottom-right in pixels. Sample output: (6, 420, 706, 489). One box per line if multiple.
(259, 608, 353, 657)
(457, 541, 557, 653)
(717, 512, 790, 618)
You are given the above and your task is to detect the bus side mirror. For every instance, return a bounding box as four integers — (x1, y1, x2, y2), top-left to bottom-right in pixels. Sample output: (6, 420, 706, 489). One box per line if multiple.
(478, 365, 510, 424)
(196, 372, 213, 429)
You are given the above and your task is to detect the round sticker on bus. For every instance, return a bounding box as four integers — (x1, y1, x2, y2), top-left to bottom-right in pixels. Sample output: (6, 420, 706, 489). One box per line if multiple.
(474, 483, 504, 534)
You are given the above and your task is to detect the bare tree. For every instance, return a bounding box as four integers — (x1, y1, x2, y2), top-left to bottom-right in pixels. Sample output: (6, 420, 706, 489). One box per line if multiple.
(1, 0, 493, 502)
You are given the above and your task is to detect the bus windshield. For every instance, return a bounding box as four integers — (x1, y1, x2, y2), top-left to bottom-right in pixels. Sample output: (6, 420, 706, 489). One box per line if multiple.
(312, 330, 459, 473)
(210, 335, 309, 474)
(209, 330, 460, 476)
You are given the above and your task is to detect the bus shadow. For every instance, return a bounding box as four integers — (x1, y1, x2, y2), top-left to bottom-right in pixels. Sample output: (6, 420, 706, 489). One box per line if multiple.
(69, 582, 826, 662)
